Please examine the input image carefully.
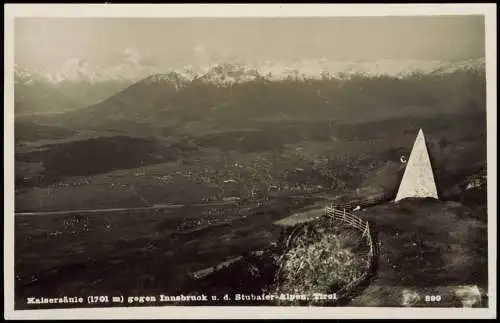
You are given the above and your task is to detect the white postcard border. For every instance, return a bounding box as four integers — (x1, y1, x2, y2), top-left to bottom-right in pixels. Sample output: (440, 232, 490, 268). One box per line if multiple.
(3, 3, 497, 320)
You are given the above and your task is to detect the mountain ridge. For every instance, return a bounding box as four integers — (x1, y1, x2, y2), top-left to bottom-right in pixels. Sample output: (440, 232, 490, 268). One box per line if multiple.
(14, 57, 486, 120)
(16, 57, 485, 87)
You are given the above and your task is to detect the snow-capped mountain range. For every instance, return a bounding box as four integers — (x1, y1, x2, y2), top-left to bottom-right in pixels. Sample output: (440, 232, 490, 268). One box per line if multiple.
(16, 56, 485, 88)
(13, 54, 485, 116)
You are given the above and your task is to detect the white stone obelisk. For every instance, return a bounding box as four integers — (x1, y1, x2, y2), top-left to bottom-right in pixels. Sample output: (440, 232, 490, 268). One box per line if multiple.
(395, 129, 439, 202)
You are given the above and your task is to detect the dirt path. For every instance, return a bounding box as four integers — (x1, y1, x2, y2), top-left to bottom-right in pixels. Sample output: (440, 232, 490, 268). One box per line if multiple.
(14, 201, 238, 216)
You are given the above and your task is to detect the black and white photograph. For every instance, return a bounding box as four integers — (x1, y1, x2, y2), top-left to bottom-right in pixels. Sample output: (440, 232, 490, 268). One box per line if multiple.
(4, 4, 497, 320)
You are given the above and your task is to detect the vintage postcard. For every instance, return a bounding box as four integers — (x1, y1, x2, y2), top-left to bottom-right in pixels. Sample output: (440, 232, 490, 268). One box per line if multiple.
(3, 3, 497, 320)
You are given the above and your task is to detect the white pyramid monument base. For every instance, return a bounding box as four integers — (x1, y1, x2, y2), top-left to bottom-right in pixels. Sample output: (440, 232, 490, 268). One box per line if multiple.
(395, 129, 439, 202)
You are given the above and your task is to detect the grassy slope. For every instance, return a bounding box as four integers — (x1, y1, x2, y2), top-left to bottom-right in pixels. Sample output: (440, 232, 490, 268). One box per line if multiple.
(349, 198, 488, 307)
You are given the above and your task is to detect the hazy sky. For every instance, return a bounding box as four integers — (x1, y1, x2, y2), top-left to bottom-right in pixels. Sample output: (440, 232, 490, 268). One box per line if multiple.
(15, 16, 485, 70)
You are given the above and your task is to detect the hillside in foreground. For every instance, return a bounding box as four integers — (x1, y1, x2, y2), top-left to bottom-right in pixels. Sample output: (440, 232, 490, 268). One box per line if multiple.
(181, 196, 488, 307)
(15, 183, 487, 309)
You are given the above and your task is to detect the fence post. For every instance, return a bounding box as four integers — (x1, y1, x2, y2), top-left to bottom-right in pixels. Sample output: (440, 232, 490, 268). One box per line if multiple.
(361, 223, 367, 238)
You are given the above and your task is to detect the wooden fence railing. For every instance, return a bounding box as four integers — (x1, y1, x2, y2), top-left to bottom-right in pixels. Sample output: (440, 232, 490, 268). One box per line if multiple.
(324, 205, 377, 300)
